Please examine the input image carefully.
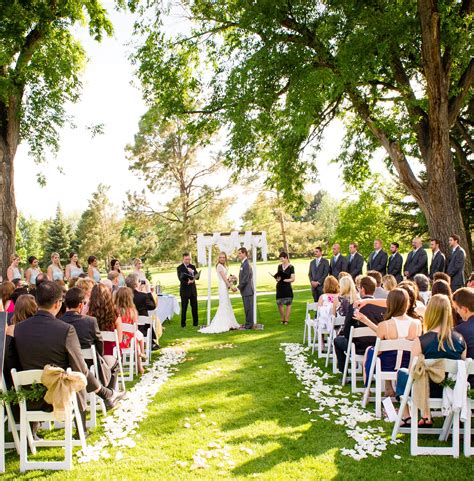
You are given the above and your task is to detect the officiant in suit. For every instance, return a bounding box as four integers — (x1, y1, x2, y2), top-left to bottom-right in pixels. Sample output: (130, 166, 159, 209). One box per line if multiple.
(308, 247, 329, 301)
(347, 243, 364, 280)
(237, 247, 254, 329)
(367, 239, 388, 275)
(404, 237, 428, 279)
(177, 253, 199, 327)
(429, 239, 446, 280)
(329, 243, 347, 278)
(447, 234, 466, 291)
(387, 242, 403, 283)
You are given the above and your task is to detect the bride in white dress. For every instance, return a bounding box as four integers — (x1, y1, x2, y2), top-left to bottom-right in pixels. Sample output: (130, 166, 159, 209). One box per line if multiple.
(199, 252, 240, 334)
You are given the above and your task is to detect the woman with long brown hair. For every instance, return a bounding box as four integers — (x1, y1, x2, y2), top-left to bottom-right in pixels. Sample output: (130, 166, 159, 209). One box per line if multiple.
(0, 281, 16, 313)
(8, 294, 37, 336)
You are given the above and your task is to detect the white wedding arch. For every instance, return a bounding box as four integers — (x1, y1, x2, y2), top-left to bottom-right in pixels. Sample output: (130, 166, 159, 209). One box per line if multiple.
(196, 231, 268, 325)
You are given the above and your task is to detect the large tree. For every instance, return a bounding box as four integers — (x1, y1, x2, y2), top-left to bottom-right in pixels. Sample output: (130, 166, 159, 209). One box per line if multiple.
(131, 0, 473, 270)
(0, 0, 112, 275)
(42, 205, 72, 266)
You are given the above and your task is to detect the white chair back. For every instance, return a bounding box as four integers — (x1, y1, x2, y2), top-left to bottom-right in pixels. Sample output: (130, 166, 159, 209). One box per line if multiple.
(100, 330, 126, 392)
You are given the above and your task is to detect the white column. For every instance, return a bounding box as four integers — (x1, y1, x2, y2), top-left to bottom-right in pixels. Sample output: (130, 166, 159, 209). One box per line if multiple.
(252, 244, 257, 325)
(207, 245, 212, 325)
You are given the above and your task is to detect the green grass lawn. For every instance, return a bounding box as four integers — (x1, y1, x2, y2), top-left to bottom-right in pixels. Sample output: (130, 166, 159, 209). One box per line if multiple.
(2, 289, 471, 480)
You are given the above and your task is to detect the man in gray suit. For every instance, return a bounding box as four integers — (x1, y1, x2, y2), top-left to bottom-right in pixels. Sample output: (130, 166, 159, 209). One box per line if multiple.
(387, 242, 403, 283)
(237, 247, 254, 329)
(308, 247, 329, 301)
(447, 234, 466, 291)
(429, 238, 446, 280)
(367, 239, 388, 275)
(404, 237, 428, 279)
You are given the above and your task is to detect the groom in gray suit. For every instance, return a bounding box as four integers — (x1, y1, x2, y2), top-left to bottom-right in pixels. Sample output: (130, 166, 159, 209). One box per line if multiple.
(237, 247, 254, 329)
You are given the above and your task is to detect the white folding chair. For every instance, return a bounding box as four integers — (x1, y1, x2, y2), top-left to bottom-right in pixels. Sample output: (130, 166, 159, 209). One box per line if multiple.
(120, 323, 138, 382)
(391, 357, 461, 457)
(325, 315, 345, 373)
(81, 346, 106, 428)
(11, 368, 86, 471)
(0, 379, 20, 473)
(462, 358, 473, 456)
(362, 338, 414, 417)
(101, 330, 126, 392)
(341, 326, 376, 392)
(312, 304, 334, 357)
(137, 315, 152, 365)
(303, 302, 318, 346)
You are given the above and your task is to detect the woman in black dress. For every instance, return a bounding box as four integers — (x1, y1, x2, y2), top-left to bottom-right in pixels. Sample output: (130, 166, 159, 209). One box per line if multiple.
(275, 252, 295, 325)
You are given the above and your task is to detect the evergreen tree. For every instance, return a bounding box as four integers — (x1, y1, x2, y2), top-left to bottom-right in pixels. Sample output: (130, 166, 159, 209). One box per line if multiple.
(42, 206, 72, 266)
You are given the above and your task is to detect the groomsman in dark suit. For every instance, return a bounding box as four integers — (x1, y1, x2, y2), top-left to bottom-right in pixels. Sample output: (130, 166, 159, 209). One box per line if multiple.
(404, 237, 428, 279)
(447, 234, 466, 291)
(177, 252, 199, 327)
(429, 238, 446, 280)
(329, 243, 347, 278)
(367, 239, 388, 275)
(387, 242, 403, 283)
(308, 247, 329, 301)
(347, 242, 364, 279)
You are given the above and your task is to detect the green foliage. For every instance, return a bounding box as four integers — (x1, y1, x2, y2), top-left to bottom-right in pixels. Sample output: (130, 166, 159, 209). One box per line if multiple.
(0, 382, 47, 405)
(15, 214, 44, 265)
(42, 205, 73, 266)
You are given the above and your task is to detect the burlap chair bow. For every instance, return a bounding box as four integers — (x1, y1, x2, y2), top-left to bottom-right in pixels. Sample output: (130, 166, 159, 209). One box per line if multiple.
(412, 354, 445, 416)
(41, 365, 87, 421)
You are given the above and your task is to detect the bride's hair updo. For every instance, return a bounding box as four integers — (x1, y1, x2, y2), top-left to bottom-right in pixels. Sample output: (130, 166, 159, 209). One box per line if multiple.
(216, 252, 228, 267)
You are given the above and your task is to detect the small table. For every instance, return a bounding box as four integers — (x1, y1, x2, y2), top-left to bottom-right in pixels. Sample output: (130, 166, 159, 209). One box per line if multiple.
(148, 294, 180, 325)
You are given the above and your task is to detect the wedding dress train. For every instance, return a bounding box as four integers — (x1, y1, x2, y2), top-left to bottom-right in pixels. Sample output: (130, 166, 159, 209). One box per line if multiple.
(199, 264, 240, 334)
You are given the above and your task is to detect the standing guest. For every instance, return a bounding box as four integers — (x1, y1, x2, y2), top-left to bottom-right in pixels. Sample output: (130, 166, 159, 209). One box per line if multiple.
(329, 243, 347, 279)
(432, 280, 462, 326)
(47, 252, 64, 281)
(65, 252, 83, 280)
(25, 256, 41, 288)
(308, 247, 329, 302)
(404, 237, 428, 279)
(447, 234, 466, 291)
(334, 276, 386, 373)
(382, 274, 397, 293)
(453, 288, 474, 384)
(387, 242, 403, 283)
(110, 259, 126, 287)
(6, 254, 22, 282)
(133, 258, 148, 285)
(433, 271, 451, 284)
(177, 253, 199, 328)
(87, 256, 101, 283)
(7, 294, 37, 337)
(125, 273, 159, 349)
(0, 281, 16, 314)
(275, 252, 295, 325)
(347, 243, 364, 280)
(367, 270, 388, 299)
(414, 274, 431, 305)
(429, 239, 446, 280)
(367, 239, 388, 275)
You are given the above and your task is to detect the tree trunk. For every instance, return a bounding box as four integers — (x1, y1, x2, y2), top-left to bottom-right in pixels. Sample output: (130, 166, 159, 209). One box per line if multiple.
(278, 209, 289, 253)
(0, 136, 17, 279)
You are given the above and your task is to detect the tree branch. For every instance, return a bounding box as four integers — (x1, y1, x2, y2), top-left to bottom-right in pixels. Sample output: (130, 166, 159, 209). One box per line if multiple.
(448, 58, 474, 125)
(451, 136, 474, 180)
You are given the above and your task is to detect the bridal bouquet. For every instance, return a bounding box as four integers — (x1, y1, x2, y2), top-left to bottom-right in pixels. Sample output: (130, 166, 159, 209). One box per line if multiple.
(227, 274, 238, 287)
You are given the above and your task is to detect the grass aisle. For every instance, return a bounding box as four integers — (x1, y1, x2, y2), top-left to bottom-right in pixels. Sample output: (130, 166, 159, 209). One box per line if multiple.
(4, 292, 472, 479)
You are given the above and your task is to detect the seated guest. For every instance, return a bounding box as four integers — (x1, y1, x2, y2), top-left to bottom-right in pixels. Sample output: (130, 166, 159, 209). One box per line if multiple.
(356, 288, 422, 395)
(432, 280, 461, 326)
(382, 274, 397, 293)
(47, 252, 64, 282)
(125, 273, 158, 350)
(467, 273, 474, 288)
(338, 271, 351, 281)
(75, 277, 95, 314)
(6, 281, 122, 418)
(6, 294, 37, 337)
(10, 283, 29, 306)
(433, 271, 451, 284)
(107, 271, 120, 292)
(367, 270, 388, 299)
(334, 276, 386, 373)
(100, 278, 113, 292)
(88, 283, 123, 360)
(318, 275, 339, 308)
(25, 256, 42, 289)
(1, 281, 16, 316)
(395, 294, 466, 427)
(87, 256, 101, 283)
(335, 275, 359, 318)
(399, 280, 426, 318)
(61, 287, 117, 390)
(6, 254, 22, 282)
(453, 288, 474, 384)
(354, 275, 363, 293)
(414, 273, 431, 305)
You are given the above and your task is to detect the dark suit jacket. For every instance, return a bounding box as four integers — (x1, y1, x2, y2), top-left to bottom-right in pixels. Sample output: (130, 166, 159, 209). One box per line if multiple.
(7, 310, 94, 409)
(177, 263, 198, 298)
(403, 248, 428, 279)
(61, 311, 103, 356)
(347, 252, 364, 279)
(133, 290, 157, 317)
(447, 246, 466, 290)
(342, 297, 386, 354)
(308, 258, 329, 284)
(238, 259, 254, 297)
(367, 250, 388, 275)
(429, 250, 446, 279)
(329, 255, 347, 278)
(455, 315, 474, 383)
(387, 252, 403, 283)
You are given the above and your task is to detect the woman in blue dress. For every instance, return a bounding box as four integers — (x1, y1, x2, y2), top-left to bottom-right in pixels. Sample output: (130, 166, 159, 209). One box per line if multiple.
(65, 252, 83, 280)
(87, 255, 101, 283)
(47, 252, 64, 281)
(110, 259, 126, 287)
(25, 256, 42, 288)
(7, 254, 22, 282)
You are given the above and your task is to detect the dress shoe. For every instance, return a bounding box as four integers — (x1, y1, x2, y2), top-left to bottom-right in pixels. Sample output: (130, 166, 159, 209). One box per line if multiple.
(152, 343, 160, 351)
(104, 390, 126, 411)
